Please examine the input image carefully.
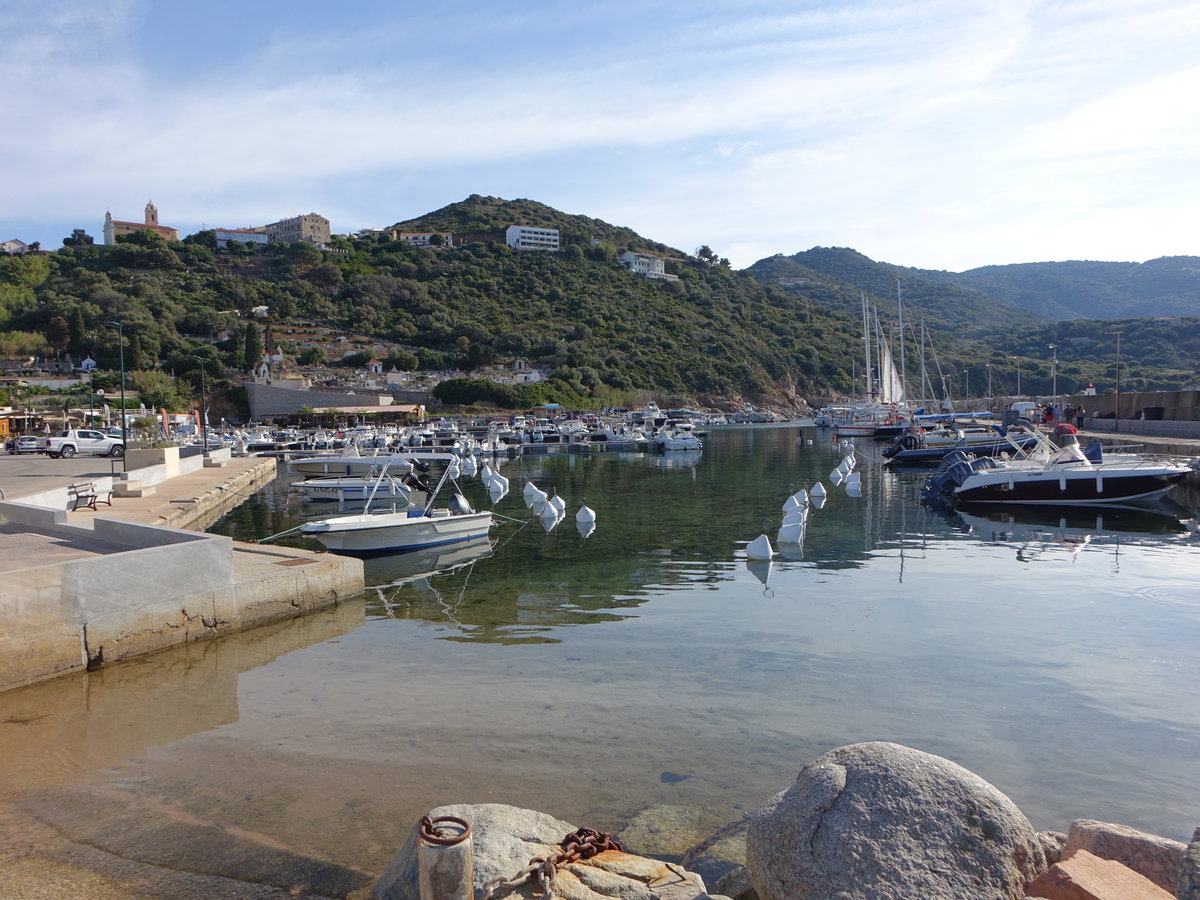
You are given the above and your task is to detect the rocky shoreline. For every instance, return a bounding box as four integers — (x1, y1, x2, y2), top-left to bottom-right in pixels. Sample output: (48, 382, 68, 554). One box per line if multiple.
(373, 742, 1199, 900)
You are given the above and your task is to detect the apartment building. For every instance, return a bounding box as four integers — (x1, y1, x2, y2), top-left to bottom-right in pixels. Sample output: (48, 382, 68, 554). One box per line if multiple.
(505, 224, 560, 252)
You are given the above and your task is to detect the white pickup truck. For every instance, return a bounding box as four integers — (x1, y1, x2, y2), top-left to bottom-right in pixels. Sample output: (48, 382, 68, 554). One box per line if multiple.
(42, 429, 125, 458)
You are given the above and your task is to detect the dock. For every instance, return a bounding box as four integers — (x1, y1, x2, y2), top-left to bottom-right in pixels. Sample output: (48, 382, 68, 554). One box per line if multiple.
(0, 449, 363, 693)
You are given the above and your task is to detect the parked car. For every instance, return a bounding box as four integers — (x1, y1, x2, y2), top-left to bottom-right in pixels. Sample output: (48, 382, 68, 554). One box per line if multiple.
(5, 435, 44, 454)
(42, 429, 125, 458)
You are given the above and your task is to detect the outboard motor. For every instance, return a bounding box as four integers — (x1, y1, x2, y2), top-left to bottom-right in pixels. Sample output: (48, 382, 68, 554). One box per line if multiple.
(883, 431, 925, 459)
(447, 493, 473, 516)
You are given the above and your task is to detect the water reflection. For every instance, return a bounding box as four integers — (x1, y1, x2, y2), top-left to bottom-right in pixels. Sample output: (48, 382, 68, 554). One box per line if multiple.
(0, 602, 364, 793)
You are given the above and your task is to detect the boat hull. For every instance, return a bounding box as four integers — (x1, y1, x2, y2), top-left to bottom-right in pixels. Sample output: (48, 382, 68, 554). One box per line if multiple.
(953, 469, 1187, 506)
(302, 510, 493, 555)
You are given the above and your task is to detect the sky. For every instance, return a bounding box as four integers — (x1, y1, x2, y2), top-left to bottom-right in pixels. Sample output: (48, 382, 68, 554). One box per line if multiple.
(2, 0, 1198, 271)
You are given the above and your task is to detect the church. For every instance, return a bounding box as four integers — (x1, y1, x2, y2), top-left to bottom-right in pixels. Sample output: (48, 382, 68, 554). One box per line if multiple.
(103, 201, 180, 244)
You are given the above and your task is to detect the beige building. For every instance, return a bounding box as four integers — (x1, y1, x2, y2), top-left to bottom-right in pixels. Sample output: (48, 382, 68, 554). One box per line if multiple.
(103, 202, 180, 244)
(256, 213, 330, 246)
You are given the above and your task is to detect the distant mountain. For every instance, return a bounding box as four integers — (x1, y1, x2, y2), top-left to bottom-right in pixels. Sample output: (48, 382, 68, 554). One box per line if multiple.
(746, 247, 1038, 336)
(903, 256, 1200, 321)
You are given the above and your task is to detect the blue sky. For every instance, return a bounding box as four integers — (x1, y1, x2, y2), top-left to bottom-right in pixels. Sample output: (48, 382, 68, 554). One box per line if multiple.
(2, 0, 1197, 270)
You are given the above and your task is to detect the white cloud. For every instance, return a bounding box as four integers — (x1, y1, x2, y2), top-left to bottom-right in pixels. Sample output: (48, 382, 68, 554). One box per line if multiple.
(2, 0, 1198, 268)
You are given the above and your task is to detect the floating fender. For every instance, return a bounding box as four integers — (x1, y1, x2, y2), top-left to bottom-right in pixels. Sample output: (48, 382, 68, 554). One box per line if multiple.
(576, 505, 596, 523)
(746, 534, 774, 560)
(810, 482, 827, 497)
(448, 493, 473, 516)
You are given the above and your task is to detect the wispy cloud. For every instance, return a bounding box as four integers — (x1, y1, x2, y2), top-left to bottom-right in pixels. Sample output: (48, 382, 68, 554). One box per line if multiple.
(2, 0, 1197, 268)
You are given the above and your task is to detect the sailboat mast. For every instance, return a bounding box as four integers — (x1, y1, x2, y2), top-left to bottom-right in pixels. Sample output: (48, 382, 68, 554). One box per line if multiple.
(897, 279, 908, 402)
(861, 292, 873, 400)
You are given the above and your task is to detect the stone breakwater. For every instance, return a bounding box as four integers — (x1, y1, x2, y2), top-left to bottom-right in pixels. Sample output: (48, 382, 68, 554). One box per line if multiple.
(373, 742, 1200, 900)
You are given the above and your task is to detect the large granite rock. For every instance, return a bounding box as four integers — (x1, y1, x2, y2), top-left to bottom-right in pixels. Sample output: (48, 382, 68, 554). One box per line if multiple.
(1062, 819, 1186, 894)
(744, 741, 1046, 900)
(373, 803, 720, 900)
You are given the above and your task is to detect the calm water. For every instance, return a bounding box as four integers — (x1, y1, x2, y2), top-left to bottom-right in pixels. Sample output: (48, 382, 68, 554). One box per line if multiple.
(3, 425, 1199, 885)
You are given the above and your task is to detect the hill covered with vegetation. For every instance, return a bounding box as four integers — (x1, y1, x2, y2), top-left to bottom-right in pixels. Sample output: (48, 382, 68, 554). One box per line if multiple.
(0, 200, 873, 414)
(915, 256, 1200, 321)
(3, 201, 1198, 421)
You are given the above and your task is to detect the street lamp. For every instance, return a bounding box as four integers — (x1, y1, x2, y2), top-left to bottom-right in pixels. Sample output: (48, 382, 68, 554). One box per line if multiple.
(1012, 356, 1022, 397)
(191, 357, 208, 451)
(1108, 327, 1123, 432)
(985, 363, 992, 403)
(104, 321, 127, 471)
(1048, 343, 1058, 398)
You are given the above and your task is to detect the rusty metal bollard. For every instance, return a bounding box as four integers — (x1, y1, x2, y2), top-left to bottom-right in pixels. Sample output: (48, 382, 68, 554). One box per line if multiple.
(418, 814, 474, 900)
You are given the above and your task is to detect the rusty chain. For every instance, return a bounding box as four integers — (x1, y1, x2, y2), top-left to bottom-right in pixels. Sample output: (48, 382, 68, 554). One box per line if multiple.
(480, 827, 623, 900)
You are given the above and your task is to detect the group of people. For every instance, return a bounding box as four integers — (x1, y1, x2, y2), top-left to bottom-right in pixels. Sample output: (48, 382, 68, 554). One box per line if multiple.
(1043, 403, 1087, 428)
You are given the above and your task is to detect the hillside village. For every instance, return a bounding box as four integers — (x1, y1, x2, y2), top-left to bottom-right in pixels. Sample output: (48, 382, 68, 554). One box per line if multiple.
(1, 200, 693, 433)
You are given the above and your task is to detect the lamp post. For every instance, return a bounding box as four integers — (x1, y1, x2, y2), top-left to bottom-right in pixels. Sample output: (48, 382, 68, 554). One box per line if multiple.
(985, 363, 992, 404)
(1048, 343, 1058, 398)
(1108, 327, 1123, 432)
(104, 321, 127, 471)
(1011, 356, 1022, 397)
(191, 357, 208, 451)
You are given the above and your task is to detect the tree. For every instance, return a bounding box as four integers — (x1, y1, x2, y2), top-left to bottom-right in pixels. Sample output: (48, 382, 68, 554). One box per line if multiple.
(297, 346, 327, 366)
(68, 307, 88, 357)
(62, 229, 95, 247)
(45, 315, 69, 351)
(242, 322, 263, 372)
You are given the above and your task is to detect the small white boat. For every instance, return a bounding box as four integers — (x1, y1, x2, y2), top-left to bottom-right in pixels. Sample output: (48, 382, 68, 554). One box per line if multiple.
(300, 463, 493, 554)
(291, 474, 415, 503)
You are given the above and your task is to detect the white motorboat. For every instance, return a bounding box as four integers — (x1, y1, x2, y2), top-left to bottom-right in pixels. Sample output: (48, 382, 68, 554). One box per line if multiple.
(657, 428, 703, 451)
(291, 473, 417, 503)
(299, 464, 493, 555)
(923, 435, 1195, 507)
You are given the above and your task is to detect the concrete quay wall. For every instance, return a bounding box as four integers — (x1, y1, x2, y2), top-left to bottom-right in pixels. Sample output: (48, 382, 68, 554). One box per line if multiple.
(0, 453, 364, 693)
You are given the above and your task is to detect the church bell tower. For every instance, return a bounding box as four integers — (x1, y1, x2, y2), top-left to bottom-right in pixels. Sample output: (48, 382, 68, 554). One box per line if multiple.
(145, 201, 159, 226)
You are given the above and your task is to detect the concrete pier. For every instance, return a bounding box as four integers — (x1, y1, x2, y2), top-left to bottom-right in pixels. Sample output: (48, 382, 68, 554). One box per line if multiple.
(0, 451, 364, 693)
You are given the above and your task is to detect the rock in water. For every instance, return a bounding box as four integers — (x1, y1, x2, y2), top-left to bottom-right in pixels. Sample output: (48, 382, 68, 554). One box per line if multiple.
(374, 803, 719, 900)
(744, 741, 1045, 900)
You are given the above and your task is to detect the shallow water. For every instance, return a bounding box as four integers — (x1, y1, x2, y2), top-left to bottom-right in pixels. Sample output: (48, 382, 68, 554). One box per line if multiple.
(3, 426, 1199, 886)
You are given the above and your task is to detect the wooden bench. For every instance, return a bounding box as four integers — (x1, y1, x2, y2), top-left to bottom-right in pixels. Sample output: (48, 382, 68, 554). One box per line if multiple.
(68, 481, 112, 512)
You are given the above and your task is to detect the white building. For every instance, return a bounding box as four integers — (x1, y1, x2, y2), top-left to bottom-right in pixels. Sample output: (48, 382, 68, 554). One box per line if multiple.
(620, 250, 679, 282)
(505, 225, 559, 252)
(1, 239, 30, 254)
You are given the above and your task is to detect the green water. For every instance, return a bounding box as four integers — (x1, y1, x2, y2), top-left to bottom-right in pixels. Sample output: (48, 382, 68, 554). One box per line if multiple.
(4, 425, 1199, 889)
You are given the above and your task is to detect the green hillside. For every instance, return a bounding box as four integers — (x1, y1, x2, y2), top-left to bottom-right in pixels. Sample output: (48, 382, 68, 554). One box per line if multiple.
(748, 247, 1037, 337)
(0, 199, 869, 414)
(911, 256, 1200, 321)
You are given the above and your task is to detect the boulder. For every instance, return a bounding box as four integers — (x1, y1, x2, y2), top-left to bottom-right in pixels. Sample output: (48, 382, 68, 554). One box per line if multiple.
(744, 741, 1046, 900)
(373, 803, 718, 900)
(1025, 848, 1172, 900)
(1177, 827, 1200, 900)
(1062, 819, 1186, 894)
(1039, 831, 1069, 866)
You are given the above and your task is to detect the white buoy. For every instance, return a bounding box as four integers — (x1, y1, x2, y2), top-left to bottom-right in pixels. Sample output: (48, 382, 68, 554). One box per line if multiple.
(523, 481, 542, 503)
(461, 455, 478, 477)
(783, 495, 802, 513)
(548, 493, 566, 514)
(746, 534, 774, 560)
(489, 482, 508, 503)
(782, 507, 808, 525)
(777, 520, 806, 543)
(810, 482, 827, 498)
(829, 469, 844, 485)
(576, 520, 596, 539)
(846, 483, 863, 497)
(481, 464, 494, 486)
(576, 505, 596, 523)
(846, 471, 861, 483)
(792, 489, 808, 506)
(811, 493, 827, 510)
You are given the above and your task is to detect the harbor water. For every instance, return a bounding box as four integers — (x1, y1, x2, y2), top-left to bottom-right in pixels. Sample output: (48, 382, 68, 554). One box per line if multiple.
(2, 425, 1199, 887)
